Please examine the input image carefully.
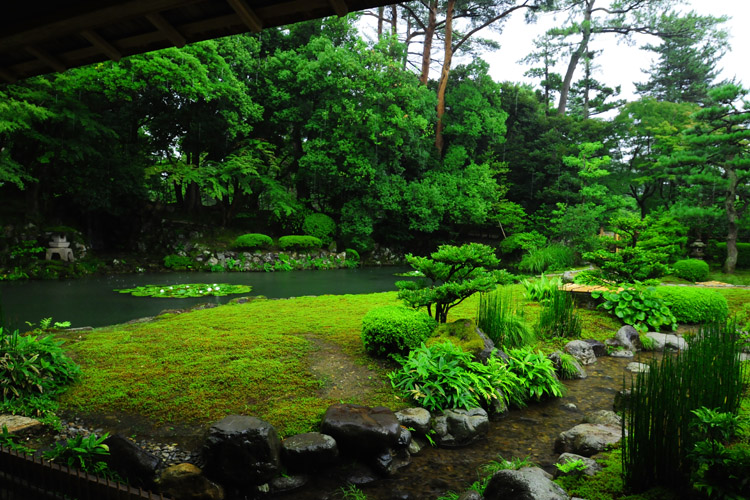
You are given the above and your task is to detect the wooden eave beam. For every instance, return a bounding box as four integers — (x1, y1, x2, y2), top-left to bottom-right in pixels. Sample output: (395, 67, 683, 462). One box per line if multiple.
(80, 30, 123, 62)
(145, 12, 187, 48)
(328, 0, 350, 17)
(226, 0, 263, 33)
(25, 46, 67, 73)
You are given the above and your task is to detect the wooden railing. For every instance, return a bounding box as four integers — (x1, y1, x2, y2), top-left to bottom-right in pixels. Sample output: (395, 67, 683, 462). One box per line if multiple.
(0, 445, 172, 500)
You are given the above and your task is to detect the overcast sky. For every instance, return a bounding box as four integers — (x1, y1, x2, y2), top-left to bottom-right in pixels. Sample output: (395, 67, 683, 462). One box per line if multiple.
(479, 0, 750, 101)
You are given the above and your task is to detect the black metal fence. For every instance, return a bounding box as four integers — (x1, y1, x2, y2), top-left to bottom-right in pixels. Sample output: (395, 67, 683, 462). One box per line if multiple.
(0, 445, 172, 500)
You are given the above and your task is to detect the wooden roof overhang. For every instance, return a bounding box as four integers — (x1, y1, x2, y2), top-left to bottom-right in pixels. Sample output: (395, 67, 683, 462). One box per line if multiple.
(0, 0, 396, 83)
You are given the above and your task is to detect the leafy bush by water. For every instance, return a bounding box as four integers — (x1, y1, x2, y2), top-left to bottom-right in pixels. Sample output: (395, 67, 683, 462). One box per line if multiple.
(592, 284, 677, 334)
(505, 346, 565, 406)
(302, 213, 336, 246)
(622, 322, 746, 494)
(477, 288, 534, 349)
(672, 259, 710, 282)
(233, 233, 273, 249)
(278, 235, 323, 250)
(388, 341, 521, 412)
(653, 286, 729, 324)
(163, 254, 194, 270)
(43, 432, 115, 478)
(361, 306, 436, 357)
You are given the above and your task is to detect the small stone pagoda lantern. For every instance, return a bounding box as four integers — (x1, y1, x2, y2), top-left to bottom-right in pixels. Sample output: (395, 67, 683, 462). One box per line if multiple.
(46, 234, 75, 262)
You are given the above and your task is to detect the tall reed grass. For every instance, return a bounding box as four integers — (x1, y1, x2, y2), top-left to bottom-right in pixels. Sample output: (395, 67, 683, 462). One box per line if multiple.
(535, 287, 581, 339)
(518, 243, 576, 274)
(477, 288, 535, 349)
(622, 322, 746, 494)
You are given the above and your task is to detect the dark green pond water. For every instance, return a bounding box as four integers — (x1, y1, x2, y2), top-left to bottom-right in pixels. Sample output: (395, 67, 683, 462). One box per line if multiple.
(0, 267, 410, 332)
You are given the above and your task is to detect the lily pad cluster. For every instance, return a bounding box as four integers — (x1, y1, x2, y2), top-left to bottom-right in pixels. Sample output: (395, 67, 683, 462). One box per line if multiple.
(114, 283, 251, 298)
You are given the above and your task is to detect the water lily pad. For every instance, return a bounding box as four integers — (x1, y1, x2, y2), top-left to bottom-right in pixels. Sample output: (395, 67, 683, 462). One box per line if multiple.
(114, 283, 251, 298)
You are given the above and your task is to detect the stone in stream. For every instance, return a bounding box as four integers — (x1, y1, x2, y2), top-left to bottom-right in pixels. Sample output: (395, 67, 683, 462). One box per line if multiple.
(554, 423, 622, 457)
(281, 432, 338, 472)
(395, 407, 432, 436)
(431, 408, 489, 447)
(645, 332, 688, 351)
(103, 434, 161, 489)
(582, 410, 622, 428)
(156, 463, 224, 500)
(549, 350, 587, 379)
(583, 339, 607, 357)
(625, 362, 650, 374)
(202, 415, 281, 486)
(563, 340, 597, 365)
(555, 453, 602, 478)
(320, 404, 401, 456)
(615, 325, 641, 351)
(0, 415, 42, 436)
(484, 467, 569, 500)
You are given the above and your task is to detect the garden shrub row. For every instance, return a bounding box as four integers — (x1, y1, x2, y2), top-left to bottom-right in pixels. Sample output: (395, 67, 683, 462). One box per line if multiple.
(672, 259, 709, 282)
(654, 286, 729, 324)
(232, 233, 329, 251)
(233, 233, 273, 250)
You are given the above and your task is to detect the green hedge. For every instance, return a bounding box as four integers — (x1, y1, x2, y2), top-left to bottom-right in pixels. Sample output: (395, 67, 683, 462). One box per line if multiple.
(708, 242, 750, 268)
(233, 233, 273, 250)
(278, 235, 322, 250)
(654, 286, 729, 324)
(361, 306, 437, 357)
(672, 259, 710, 282)
(302, 213, 336, 246)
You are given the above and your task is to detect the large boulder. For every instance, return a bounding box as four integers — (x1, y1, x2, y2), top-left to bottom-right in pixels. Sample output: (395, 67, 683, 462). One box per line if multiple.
(555, 453, 602, 478)
(582, 410, 622, 428)
(431, 408, 489, 447)
(549, 350, 586, 379)
(645, 332, 688, 351)
(484, 467, 569, 500)
(103, 434, 161, 488)
(320, 404, 401, 456)
(583, 339, 607, 357)
(202, 415, 281, 486)
(563, 340, 597, 366)
(554, 423, 622, 457)
(157, 463, 224, 500)
(615, 325, 640, 351)
(281, 432, 338, 472)
(395, 407, 432, 436)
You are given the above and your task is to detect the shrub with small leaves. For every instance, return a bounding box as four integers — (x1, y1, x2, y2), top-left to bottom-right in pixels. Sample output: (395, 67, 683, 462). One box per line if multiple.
(302, 213, 336, 246)
(361, 306, 437, 357)
(653, 286, 728, 324)
(43, 432, 114, 478)
(163, 254, 194, 270)
(672, 259, 710, 282)
(278, 235, 322, 250)
(233, 233, 273, 250)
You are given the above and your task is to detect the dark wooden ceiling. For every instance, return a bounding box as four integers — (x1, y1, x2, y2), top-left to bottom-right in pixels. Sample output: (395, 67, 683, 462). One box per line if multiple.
(0, 0, 396, 83)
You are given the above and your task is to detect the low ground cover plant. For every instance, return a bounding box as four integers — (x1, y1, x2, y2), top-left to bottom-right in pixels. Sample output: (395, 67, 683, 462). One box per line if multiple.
(278, 235, 322, 250)
(505, 346, 565, 406)
(591, 284, 677, 333)
(43, 432, 115, 478)
(521, 274, 561, 303)
(361, 305, 436, 357)
(653, 286, 729, 324)
(233, 233, 273, 250)
(672, 259, 710, 282)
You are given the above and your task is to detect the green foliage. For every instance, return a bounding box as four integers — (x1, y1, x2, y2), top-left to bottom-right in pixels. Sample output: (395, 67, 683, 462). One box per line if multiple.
(554, 448, 627, 500)
(688, 407, 750, 499)
(0, 425, 34, 454)
(653, 286, 729, 324)
(477, 288, 535, 349)
(361, 306, 436, 357)
(518, 243, 576, 274)
(708, 242, 750, 269)
(0, 327, 80, 404)
(277, 235, 322, 250)
(388, 342, 521, 413)
(344, 248, 360, 262)
(162, 254, 194, 270)
(672, 259, 710, 282)
(114, 283, 251, 298)
(302, 213, 336, 246)
(499, 231, 547, 254)
(536, 288, 581, 339)
(426, 319, 486, 357)
(233, 233, 273, 250)
(550, 203, 605, 255)
(396, 243, 500, 323)
(592, 284, 677, 334)
(521, 274, 561, 303)
(555, 458, 588, 475)
(505, 346, 565, 406)
(558, 353, 581, 380)
(43, 432, 115, 478)
(639, 335, 656, 351)
(340, 484, 368, 500)
(622, 323, 746, 493)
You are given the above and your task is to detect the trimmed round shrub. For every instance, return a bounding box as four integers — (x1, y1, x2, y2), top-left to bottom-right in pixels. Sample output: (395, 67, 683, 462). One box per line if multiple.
(345, 248, 360, 262)
(234, 233, 273, 250)
(654, 286, 729, 324)
(672, 259, 710, 282)
(278, 235, 322, 250)
(302, 213, 336, 246)
(361, 306, 437, 357)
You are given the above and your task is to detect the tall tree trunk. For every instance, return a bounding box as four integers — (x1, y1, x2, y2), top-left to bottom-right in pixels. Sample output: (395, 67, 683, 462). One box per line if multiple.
(435, 0, 455, 155)
(377, 6, 384, 38)
(723, 168, 739, 274)
(558, 0, 593, 115)
(390, 5, 398, 36)
(582, 53, 591, 119)
(419, 0, 438, 85)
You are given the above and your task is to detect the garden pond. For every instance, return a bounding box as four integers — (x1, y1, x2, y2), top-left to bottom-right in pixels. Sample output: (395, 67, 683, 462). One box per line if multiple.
(0, 267, 411, 332)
